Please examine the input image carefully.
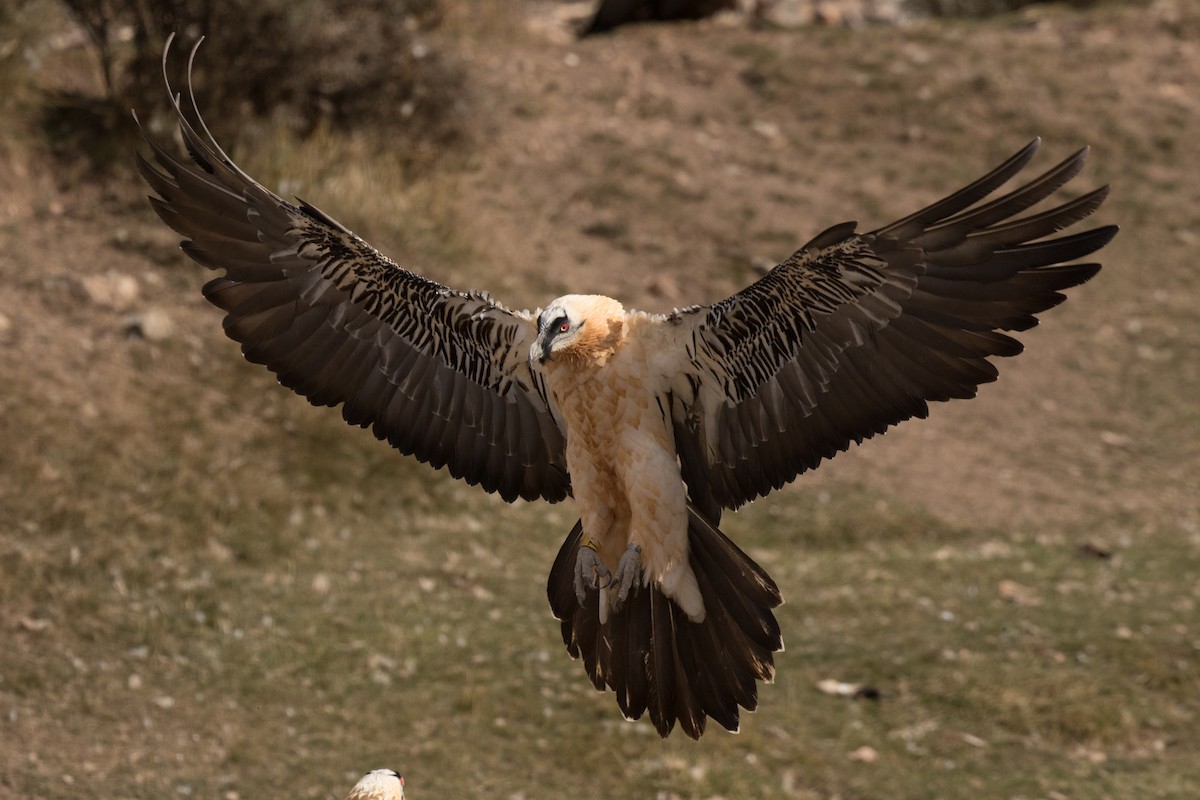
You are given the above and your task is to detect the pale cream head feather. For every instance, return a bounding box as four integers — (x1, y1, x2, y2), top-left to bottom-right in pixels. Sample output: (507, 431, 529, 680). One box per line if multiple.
(345, 769, 404, 800)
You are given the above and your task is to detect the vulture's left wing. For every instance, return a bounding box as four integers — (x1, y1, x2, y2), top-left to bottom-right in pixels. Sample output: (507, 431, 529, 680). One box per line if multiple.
(666, 140, 1116, 517)
(138, 40, 569, 503)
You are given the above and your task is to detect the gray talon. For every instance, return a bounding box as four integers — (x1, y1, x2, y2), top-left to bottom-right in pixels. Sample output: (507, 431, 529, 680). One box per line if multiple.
(575, 546, 612, 606)
(610, 543, 642, 611)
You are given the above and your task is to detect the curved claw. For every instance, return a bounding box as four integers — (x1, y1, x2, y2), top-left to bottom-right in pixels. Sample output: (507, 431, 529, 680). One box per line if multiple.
(575, 546, 612, 606)
(610, 543, 643, 612)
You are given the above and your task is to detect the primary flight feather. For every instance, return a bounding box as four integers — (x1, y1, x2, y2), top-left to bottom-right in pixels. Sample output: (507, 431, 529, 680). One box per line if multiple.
(139, 38, 1115, 739)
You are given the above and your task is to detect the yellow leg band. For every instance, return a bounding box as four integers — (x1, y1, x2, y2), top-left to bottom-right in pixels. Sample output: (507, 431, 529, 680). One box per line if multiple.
(582, 537, 601, 553)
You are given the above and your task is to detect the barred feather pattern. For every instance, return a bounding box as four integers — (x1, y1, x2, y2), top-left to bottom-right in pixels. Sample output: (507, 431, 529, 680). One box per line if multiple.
(669, 139, 1116, 512)
(680, 237, 894, 402)
(290, 213, 534, 398)
(137, 37, 570, 503)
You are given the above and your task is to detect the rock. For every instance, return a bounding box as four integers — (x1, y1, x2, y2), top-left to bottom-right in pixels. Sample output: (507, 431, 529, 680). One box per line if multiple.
(79, 271, 140, 311)
(817, 678, 882, 700)
(123, 308, 174, 341)
(998, 578, 1041, 606)
(1077, 541, 1113, 559)
(750, 119, 782, 141)
(815, 1, 848, 25)
(1099, 430, 1132, 448)
(756, 0, 816, 27)
(848, 745, 878, 762)
(18, 616, 51, 632)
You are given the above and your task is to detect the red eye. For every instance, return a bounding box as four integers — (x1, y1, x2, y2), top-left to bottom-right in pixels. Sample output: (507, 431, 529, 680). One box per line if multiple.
(559, 322, 570, 333)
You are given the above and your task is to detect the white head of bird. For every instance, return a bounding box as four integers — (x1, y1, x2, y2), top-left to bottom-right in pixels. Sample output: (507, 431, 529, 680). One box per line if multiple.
(532, 294, 626, 367)
(345, 769, 404, 800)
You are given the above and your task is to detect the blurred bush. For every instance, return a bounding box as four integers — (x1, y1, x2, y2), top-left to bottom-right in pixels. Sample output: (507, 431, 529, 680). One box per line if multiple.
(63, 0, 461, 130)
(0, 0, 53, 120)
(26, 0, 464, 170)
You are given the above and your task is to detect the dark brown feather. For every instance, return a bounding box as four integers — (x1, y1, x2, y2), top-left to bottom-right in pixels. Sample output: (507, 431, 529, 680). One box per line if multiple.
(138, 39, 570, 504)
(671, 139, 1116, 511)
(547, 505, 783, 739)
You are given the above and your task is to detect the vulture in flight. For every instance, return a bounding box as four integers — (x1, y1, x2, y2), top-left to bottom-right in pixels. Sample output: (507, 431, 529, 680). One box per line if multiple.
(139, 39, 1116, 739)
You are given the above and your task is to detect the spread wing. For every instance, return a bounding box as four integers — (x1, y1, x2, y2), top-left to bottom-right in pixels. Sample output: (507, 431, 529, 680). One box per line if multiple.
(138, 40, 569, 503)
(667, 139, 1116, 517)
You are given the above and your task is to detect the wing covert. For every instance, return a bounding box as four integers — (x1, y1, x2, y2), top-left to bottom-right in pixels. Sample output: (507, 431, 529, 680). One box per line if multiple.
(138, 38, 569, 503)
(668, 139, 1116, 513)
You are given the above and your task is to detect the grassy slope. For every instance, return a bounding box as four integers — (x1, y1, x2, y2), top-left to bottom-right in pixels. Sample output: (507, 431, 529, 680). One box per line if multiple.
(2, 2, 1198, 798)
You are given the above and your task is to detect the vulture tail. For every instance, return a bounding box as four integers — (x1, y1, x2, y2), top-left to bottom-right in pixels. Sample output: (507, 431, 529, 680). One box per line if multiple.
(546, 506, 784, 739)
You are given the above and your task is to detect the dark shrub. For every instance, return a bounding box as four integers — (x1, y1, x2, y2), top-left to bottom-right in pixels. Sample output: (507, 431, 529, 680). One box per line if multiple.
(56, 0, 463, 150)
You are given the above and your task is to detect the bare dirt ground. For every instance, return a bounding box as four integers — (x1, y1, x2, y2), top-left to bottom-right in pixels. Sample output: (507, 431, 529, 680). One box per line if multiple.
(2, 1, 1198, 798)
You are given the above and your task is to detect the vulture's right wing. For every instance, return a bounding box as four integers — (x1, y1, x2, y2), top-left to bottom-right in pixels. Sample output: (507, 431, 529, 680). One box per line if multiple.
(138, 38, 570, 503)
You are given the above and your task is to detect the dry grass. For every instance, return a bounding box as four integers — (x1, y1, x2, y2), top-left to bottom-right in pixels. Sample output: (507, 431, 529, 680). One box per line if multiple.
(2, 1, 1198, 798)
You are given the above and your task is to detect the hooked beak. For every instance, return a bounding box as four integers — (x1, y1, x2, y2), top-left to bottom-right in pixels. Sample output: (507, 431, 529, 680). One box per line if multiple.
(531, 333, 554, 365)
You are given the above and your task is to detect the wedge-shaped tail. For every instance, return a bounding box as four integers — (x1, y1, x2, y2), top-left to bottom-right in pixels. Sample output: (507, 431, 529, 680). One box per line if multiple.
(548, 505, 783, 738)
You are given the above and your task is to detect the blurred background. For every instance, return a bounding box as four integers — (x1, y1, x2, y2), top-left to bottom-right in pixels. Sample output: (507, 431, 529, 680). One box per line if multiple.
(1, 0, 1197, 797)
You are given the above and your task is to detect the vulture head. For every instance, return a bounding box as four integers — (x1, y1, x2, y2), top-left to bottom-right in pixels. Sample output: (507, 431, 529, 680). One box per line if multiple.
(345, 769, 405, 800)
(532, 294, 626, 367)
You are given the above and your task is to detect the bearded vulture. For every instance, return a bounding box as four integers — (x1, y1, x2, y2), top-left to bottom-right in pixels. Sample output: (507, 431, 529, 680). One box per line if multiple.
(138, 39, 1116, 739)
(346, 770, 405, 800)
